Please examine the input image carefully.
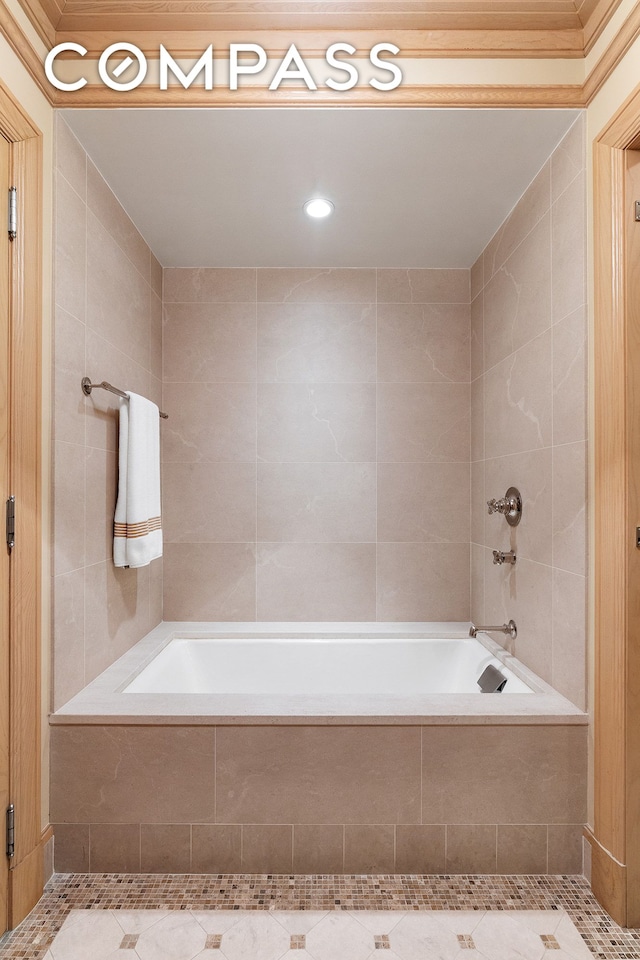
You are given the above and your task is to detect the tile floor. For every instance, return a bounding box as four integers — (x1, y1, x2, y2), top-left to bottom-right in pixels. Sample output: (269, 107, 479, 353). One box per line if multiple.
(0, 874, 639, 960)
(41, 907, 595, 960)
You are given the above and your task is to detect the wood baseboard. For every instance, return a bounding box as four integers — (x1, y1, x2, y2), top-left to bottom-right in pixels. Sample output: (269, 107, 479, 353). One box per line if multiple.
(584, 827, 627, 926)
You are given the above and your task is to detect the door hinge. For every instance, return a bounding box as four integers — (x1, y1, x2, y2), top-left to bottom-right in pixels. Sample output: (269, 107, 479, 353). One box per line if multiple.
(6, 805, 14, 859)
(8, 187, 16, 241)
(6, 495, 15, 551)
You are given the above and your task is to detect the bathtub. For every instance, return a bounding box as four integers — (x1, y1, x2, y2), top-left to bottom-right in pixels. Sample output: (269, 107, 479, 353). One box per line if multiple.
(49, 622, 587, 876)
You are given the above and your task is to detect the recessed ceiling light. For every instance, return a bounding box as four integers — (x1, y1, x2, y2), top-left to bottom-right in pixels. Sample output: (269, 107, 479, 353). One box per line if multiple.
(304, 198, 334, 219)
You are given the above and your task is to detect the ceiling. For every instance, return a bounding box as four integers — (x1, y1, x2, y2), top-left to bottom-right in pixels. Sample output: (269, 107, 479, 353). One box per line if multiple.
(64, 108, 579, 268)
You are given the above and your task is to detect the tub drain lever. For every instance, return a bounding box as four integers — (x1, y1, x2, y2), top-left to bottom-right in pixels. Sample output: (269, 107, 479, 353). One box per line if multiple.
(477, 664, 508, 693)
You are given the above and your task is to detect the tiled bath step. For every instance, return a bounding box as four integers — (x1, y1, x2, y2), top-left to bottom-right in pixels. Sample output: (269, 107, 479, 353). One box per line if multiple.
(43, 908, 593, 960)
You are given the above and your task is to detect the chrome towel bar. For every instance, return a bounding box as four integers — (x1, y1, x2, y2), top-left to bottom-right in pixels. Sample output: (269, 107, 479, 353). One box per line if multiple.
(81, 377, 169, 419)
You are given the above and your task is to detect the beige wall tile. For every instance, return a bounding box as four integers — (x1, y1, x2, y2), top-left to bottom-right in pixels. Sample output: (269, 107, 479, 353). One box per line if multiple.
(163, 462, 256, 543)
(164, 268, 256, 303)
(377, 269, 468, 304)
(470, 292, 483, 382)
(483, 162, 550, 281)
(258, 383, 375, 463)
(84, 330, 150, 452)
(395, 825, 446, 873)
(446, 824, 497, 874)
(378, 382, 470, 463)
(484, 448, 552, 566)
(84, 561, 151, 683)
(52, 569, 85, 710)
(241, 825, 293, 873)
(293, 825, 344, 874)
(471, 255, 484, 301)
(551, 172, 586, 324)
(552, 569, 587, 710)
(50, 726, 216, 823)
(163, 302, 257, 383)
(87, 159, 150, 282)
(56, 116, 86, 200)
(422, 726, 586, 825)
(470, 543, 485, 625)
(551, 117, 584, 203)
(553, 306, 587, 446)
(483, 214, 551, 372)
(54, 306, 86, 446)
(258, 302, 375, 383)
(258, 462, 376, 543)
(216, 726, 421, 824)
(257, 542, 376, 621)
(150, 291, 163, 381)
(141, 824, 191, 873)
(377, 303, 470, 383)
(55, 171, 86, 323)
(150, 252, 163, 298)
(552, 441, 586, 577)
(484, 554, 553, 684)
(90, 824, 141, 872)
(378, 462, 470, 543)
(86, 212, 150, 368)
(52, 823, 90, 873)
(149, 556, 163, 625)
(85, 447, 117, 566)
(471, 461, 485, 546)
(497, 824, 547, 873)
(163, 543, 256, 620)
(258, 269, 375, 303)
(162, 382, 256, 462)
(483, 330, 552, 460)
(192, 824, 242, 874)
(344, 825, 395, 873)
(54, 441, 86, 576)
(547, 824, 584, 873)
(471, 376, 484, 463)
(377, 542, 470, 621)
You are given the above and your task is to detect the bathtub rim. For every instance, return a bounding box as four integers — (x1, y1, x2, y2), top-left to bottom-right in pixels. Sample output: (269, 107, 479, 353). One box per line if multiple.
(50, 621, 587, 726)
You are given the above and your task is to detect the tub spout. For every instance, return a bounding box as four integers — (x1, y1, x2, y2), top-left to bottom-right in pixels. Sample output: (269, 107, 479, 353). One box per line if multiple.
(469, 620, 517, 640)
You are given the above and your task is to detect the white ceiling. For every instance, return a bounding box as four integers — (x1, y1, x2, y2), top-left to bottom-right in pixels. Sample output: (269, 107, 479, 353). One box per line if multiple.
(63, 108, 579, 269)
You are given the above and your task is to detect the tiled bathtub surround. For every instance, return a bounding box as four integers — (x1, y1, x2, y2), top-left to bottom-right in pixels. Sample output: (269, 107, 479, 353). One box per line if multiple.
(53, 117, 163, 709)
(162, 266, 470, 622)
(50, 722, 586, 874)
(470, 117, 587, 709)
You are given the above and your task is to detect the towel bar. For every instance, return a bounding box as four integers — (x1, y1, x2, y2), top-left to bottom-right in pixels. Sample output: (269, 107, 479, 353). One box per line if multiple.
(81, 377, 169, 418)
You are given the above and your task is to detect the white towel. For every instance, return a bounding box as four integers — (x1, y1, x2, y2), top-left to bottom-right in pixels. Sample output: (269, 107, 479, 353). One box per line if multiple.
(113, 392, 162, 568)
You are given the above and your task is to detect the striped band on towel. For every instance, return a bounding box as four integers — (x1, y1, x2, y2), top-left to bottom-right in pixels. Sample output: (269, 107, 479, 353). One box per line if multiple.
(114, 516, 162, 539)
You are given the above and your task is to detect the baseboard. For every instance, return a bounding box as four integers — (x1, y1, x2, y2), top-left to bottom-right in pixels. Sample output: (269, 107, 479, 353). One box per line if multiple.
(584, 826, 627, 926)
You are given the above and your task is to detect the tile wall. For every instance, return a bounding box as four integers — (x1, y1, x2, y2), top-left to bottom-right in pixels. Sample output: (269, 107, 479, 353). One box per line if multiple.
(52, 117, 163, 709)
(470, 117, 587, 709)
(162, 267, 470, 621)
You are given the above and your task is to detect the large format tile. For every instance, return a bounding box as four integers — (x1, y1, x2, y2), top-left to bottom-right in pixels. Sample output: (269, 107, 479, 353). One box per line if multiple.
(163, 461, 256, 543)
(256, 542, 376, 620)
(87, 159, 150, 282)
(84, 329, 150, 452)
(55, 171, 86, 322)
(377, 382, 470, 462)
(163, 268, 256, 303)
(258, 462, 376, 543)
(258, 302, 376, 383)
(240, 825, 293, 874)
(470, 291, 483, 381)
(216, 725, 421, 824)
(191, 824, 242, 873)
(551, 116, 584, 203)
(54, 441, 86, 576)
(54, 306, 86, 445)
(56, 116, 86, 200)
(377, 269, 469, 304)
(552, 172, 586, 324)
(162, 382, 257, 462)
(52, 569, 85, 710)
(552, 568, 587, 710)
(484, 448, 552, 565)
(84, 446, 117, 566)
(50, 726, 216, 823)
(421, 725, 586, 825)
(552, 441, 587, 577)
(257, 268, 375, 303)
(377, 542, 470, 621)
(163, 302, 257, 383)
(84, 560, 150, 682)
(483, 162, 550, 281)
(377, 462, 469, 543)
(377, 303, 470, 383)
(395, 825, 446, 873)
(258, 382, 376, 463)
(553, 305, 587, 445)
(163, 543, 256, 620)
(344, 824, 395, 873)
(292, 825, 344, 873)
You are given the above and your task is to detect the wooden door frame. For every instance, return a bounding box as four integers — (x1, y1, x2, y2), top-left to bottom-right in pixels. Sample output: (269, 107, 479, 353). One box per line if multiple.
(0, 78, 43, 929)
(589, 82, 640, 928)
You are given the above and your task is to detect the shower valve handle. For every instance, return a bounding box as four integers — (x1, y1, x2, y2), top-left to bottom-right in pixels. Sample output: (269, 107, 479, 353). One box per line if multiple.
(486, 487, 522, 527)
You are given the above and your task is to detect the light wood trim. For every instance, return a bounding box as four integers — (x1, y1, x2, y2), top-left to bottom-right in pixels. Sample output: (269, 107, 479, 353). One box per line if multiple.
(15, 0, 58, 47)
(584, 1, 640, 103)
(584, 828, 627, 927)
(0, 2, 55, 104)
(0, 132, 10, 942)
(582, 0, 625, 52)
(0, 79, 43, 930)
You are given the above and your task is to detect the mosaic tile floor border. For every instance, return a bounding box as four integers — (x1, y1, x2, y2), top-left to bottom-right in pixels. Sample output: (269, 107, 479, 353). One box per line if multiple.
(42, 907, 595, 960)
(0, 874, 638, 960)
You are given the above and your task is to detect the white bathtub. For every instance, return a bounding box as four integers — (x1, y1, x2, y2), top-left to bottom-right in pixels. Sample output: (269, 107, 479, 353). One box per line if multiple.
(51, 622, 587, 725)
(124, 635, 532, 695)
